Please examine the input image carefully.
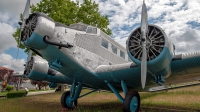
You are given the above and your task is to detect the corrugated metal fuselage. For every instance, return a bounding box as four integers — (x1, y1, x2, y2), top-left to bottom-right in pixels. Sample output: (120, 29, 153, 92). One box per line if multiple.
(23, 16, 200, 92)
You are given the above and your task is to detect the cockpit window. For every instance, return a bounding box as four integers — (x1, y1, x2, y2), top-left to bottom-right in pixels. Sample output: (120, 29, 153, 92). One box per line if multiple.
(77, 25, 87, 31)
(92, 28, 97, 34)
(86, 27, 97, 34)
(69, 24, 78, 29)
(69, 24, 87, 31)
(86, 27, 93, 33)
(69, 23, 97, 34)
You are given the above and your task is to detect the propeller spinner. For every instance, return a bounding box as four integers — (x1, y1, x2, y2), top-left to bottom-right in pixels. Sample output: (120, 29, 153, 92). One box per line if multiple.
(140, 1, 148, 89)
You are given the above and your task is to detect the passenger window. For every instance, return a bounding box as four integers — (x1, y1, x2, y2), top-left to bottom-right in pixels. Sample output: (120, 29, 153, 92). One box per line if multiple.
(86, 27, 93, 33)
(120, 50, 125, 59)
(111, 44, 117, 54)
(101, 38, 108, 49)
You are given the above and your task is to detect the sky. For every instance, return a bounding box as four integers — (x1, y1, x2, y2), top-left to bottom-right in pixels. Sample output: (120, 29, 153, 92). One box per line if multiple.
(0, 0, 200, 73)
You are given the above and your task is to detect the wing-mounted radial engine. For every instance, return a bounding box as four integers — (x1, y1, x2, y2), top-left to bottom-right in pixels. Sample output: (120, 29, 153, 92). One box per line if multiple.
(126, 2, 174, 88)
(24, 56, 71, 83)
(24, 56, 49, 81)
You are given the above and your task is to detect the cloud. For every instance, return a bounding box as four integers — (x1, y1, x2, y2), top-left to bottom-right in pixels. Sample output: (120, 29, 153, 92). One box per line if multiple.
(0, 22, 17, 53)
(1, 0, 200, 57)
(0, 0, 41, 18)
(174, 28, 200, 54)
(95, 0, 200, 54)
(0, 53, 25, 72)
(0, 0, 41, 54)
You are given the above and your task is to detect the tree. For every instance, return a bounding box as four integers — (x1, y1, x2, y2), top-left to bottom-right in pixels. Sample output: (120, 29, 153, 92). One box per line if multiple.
(76, 0, 111, 35)
(12, 0, 111, 54)
(31, 80, 49, 90)
(8, 75, 27, 91)
(0, 66, 14, 92)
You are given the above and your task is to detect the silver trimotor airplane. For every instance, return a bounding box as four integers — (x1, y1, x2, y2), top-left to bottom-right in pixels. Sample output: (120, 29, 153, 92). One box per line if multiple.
(19, 0, 200, 112)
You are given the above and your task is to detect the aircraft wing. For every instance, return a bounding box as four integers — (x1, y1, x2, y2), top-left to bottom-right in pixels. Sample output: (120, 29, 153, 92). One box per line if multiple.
(11, 72, 26, 77)
(169, 52, 200, 85)
(94, 52, 200, 91)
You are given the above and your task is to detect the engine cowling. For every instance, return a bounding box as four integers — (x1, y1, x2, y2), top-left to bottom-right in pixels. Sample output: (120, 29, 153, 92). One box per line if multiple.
(127, 24, 173, 78)
(24, 56, 71, 83)
(21, 12, 55, 49)
(24, 56, 49, 81)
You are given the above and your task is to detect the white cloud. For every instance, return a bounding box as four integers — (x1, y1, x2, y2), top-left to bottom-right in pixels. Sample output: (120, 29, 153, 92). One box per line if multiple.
(0, 0, 41, 18)
(95, 0, 200, 54)
(0, 53, 25, 72)
(0, 0, 200, 58)
(0, 22, 17, 53)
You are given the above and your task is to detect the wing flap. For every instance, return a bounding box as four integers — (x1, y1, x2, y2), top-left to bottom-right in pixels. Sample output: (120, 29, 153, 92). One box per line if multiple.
(148, 80, 200, 92)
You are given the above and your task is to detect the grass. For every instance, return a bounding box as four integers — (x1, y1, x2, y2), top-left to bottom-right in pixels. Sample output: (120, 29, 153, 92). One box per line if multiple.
(0, 86, 199, 112)
(140, 85, 200, 111)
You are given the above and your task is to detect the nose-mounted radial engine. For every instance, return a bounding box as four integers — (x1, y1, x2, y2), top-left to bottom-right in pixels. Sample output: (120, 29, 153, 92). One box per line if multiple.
(126, 2, 173, 88)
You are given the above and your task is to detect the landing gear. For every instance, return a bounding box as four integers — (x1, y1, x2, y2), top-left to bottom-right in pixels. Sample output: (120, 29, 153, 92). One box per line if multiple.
(123, 91, 140, 112)
(105, 80, 141, 112)
(60, 80, 82, 110)
(60, 80, 99, 110)
(61, 91, 77, 109)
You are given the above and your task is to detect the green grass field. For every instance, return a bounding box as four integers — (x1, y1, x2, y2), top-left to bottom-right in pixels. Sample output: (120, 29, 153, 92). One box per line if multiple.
(0, 86, 199, 112)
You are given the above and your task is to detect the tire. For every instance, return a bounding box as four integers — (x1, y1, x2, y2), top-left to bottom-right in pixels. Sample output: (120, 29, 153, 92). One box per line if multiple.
(60, 91, 78, 109)
(123, 91, 140, 112)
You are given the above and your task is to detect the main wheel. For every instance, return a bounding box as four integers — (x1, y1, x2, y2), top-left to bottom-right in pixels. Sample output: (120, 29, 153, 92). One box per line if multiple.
(123, 91, 140, 112)
(61, 91, 78, 109)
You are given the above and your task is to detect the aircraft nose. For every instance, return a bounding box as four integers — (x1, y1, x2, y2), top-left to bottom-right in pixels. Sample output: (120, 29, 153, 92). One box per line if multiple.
(20, 13, 55, 50)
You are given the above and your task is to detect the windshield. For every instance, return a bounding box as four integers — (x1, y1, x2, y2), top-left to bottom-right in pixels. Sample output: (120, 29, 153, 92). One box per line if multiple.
(69, 24, 87, 31)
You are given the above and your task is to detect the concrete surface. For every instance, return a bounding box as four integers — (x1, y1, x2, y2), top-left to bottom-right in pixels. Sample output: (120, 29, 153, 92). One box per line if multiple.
(27, 90, 55, 96)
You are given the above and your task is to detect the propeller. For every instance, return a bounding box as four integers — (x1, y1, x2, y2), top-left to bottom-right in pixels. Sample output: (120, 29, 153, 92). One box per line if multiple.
(24, 50, 33, 77)
(27, 50, 33, 62)
(16, 0, 30, 59)
(140, 1, 148, 89)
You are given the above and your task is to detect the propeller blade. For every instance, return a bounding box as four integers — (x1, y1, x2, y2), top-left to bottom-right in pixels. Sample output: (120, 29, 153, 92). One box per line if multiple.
(24, 50, 32, 76)
(141, 47, 147, 89)
(141, 1, 148, 34)
(20, 0, 30, 40)
(27, 50, 33, 62)
(140, 1, 148, 89)
(17, 0, 30, 58)
(22, 0, 30, 20)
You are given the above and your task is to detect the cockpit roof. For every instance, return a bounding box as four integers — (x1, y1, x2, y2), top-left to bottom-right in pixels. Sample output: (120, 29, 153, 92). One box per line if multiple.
(69, 23, 88, 31)
(69, 22, 98, 34)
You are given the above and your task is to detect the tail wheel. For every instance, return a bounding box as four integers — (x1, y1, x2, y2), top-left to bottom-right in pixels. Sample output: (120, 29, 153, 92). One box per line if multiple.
(123, 91, 140, 112)
(61, 91, 78, 109)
